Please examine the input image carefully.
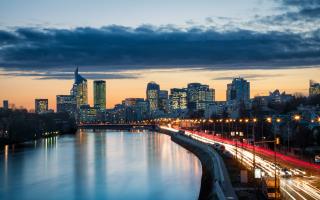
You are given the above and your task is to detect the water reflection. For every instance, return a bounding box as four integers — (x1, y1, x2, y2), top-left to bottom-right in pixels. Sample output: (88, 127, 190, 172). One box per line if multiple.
(0, 130, 201, 200)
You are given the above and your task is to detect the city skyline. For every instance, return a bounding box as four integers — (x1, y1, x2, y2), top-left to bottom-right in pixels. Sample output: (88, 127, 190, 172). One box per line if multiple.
(1, 1, 320, 199)
(1, 0, 320, 111)
(0, 67, 319, 110)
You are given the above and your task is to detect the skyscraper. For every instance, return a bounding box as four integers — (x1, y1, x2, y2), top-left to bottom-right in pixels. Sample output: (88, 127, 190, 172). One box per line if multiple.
(169, 88, 188, 110)
(146, 81, 160, 112)
(35, 99, 48, 114)
(159, 90, 169, 113)
(309, 80, 320, 96)
(226, 77, 250, 103)
(56, 95, 76, 116)
(71, 68, 88, 109)
(3, 100, 9, 109)
(187, 83, 215, 111)
(94, 80, 106, 109)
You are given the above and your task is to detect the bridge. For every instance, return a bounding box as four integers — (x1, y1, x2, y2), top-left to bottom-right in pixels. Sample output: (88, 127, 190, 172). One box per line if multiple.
(78, 123, 157, 131)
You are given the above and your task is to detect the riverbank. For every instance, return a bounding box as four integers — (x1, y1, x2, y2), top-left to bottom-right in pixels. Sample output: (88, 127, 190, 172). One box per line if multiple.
(0, 109, 77, 146)
(158, 127, 237, 200)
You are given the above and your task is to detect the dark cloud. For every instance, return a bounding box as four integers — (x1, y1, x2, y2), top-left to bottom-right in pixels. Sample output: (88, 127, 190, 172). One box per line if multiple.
(280, 0, 320, 8)
(0, 71, 140, 80)
(0, 25, 319, 72)
(212, 73, 284, 81)
(275, 0, 320, 20)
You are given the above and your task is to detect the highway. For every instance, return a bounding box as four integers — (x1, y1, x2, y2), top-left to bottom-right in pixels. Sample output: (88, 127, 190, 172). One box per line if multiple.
(164, 127, 320, 200)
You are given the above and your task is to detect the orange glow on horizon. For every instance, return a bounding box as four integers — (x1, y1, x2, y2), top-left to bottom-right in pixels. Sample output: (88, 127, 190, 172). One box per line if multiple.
(0, 67, 319, 111)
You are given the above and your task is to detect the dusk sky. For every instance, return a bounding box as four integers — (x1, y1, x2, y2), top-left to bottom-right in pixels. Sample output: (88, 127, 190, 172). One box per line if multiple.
(0, 0, 319, 110)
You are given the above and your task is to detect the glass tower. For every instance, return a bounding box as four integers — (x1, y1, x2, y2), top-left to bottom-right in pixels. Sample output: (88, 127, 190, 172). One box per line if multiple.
(71, 68, 88, 109)
(94, 80, 106, 109)
(226, 77, 250, 103)
(146, 81, 160, 111)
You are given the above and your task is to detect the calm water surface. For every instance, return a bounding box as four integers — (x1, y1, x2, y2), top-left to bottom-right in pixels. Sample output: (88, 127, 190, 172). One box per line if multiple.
(0, 130, 202, 200)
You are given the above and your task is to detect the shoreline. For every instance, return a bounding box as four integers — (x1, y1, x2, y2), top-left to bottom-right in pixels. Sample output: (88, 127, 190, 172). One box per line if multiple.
(158, 127, 237, 200)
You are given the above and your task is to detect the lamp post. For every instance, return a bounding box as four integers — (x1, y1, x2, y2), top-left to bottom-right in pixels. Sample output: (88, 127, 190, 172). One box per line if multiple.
(275, 118, 281, 200)
(220, 119, 224, 137)
(252, 118, 257, 171)
(291, 114, 301, 152)
(265, 117, 280, 199)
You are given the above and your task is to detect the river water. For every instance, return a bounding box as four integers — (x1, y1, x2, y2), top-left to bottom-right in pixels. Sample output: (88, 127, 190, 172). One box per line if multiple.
(0, 130, 202, 200)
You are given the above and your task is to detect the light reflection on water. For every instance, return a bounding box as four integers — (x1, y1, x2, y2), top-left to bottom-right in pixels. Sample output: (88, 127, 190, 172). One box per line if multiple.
(0, 130, 202, 200)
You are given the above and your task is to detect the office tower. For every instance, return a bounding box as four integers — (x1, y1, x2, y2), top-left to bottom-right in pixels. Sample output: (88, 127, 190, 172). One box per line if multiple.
(309, 80, 320, 96)
(35, 99, 48, 114)
(3, 100, 9, 109)
(71, 67, 88, 108)
(159, 90, 169, 113)
(187, 83, 215, 111)
(123, 98, 145, 107)
(169, 88, 188, 110)
(56, 95, 77, 116)
(123, 98, 149, 122)
(146, 81, 160, 111)
(226, 77, 250, 103)
(79, 105, 98, 123)
(94, 80, 106, 109)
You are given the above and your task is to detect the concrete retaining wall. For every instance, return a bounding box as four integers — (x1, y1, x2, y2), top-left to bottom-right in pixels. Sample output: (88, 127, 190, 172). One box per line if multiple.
(171, 133, 217, 200)
(159, 128, 237, 200)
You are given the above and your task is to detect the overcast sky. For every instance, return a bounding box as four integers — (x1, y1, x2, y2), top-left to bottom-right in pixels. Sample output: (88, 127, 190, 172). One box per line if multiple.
(0, 0, 319, 109)
(0, 0, 319, 74)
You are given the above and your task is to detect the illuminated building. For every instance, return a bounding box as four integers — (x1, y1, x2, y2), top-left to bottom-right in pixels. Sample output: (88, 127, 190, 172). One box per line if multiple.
(226, 77, 250, 103)
(79, 105, 98, 123)
(146, 81, 160, 111)
(3, 100, 9, 109)
(169, 88, 188, 110)
(94, 80, 106, 109)
(159, 90, 169, 113)
(268, 89, 293, 104)
(187, 83, 215, 111)
(71, 67, 88, 108)
(35, 99, 48, 114)
(309, 80, 320, 96)
(123, 98, 149, 122)
(56, 95, 76, 116)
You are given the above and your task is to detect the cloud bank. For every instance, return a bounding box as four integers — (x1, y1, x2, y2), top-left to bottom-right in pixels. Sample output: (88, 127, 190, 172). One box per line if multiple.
(0, 0, 319, 74)
(0, 25, 319, 72)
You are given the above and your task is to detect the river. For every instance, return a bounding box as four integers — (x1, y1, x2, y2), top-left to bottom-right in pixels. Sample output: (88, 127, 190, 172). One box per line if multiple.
(0, 129, 202, 200)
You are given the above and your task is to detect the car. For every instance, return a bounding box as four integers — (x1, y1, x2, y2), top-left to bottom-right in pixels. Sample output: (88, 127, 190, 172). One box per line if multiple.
(280, 168, 292, 178)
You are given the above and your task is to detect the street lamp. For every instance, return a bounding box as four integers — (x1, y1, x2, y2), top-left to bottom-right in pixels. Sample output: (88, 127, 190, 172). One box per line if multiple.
(293, 115, 301, 121)
(266, 117, 272, 123)
(252, 118, 257, 171)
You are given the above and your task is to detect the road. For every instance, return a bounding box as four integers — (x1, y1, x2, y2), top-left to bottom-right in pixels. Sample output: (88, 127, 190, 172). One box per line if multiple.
(165, 127, 320, 200)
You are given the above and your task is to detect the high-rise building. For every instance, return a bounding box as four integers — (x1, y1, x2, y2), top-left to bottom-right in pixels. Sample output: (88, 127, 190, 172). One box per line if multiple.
(94, 80, 106, 109)
(169, 88, 188, 110)
(123, 98, 149, 122)
(187, 83, 215, 111)
(123, 98, 144, 107)
(159, 90, 169, 113)
(226, 77, 250, 103)
(35, 99, 48, 114)
(79, 105, 98, 123)
(71, 68, 88, 109)
(146, 81, 160, 112)
(309, 80, 320, 96)
(56, 95, 77, 116)
(3, 100, 9, 109)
